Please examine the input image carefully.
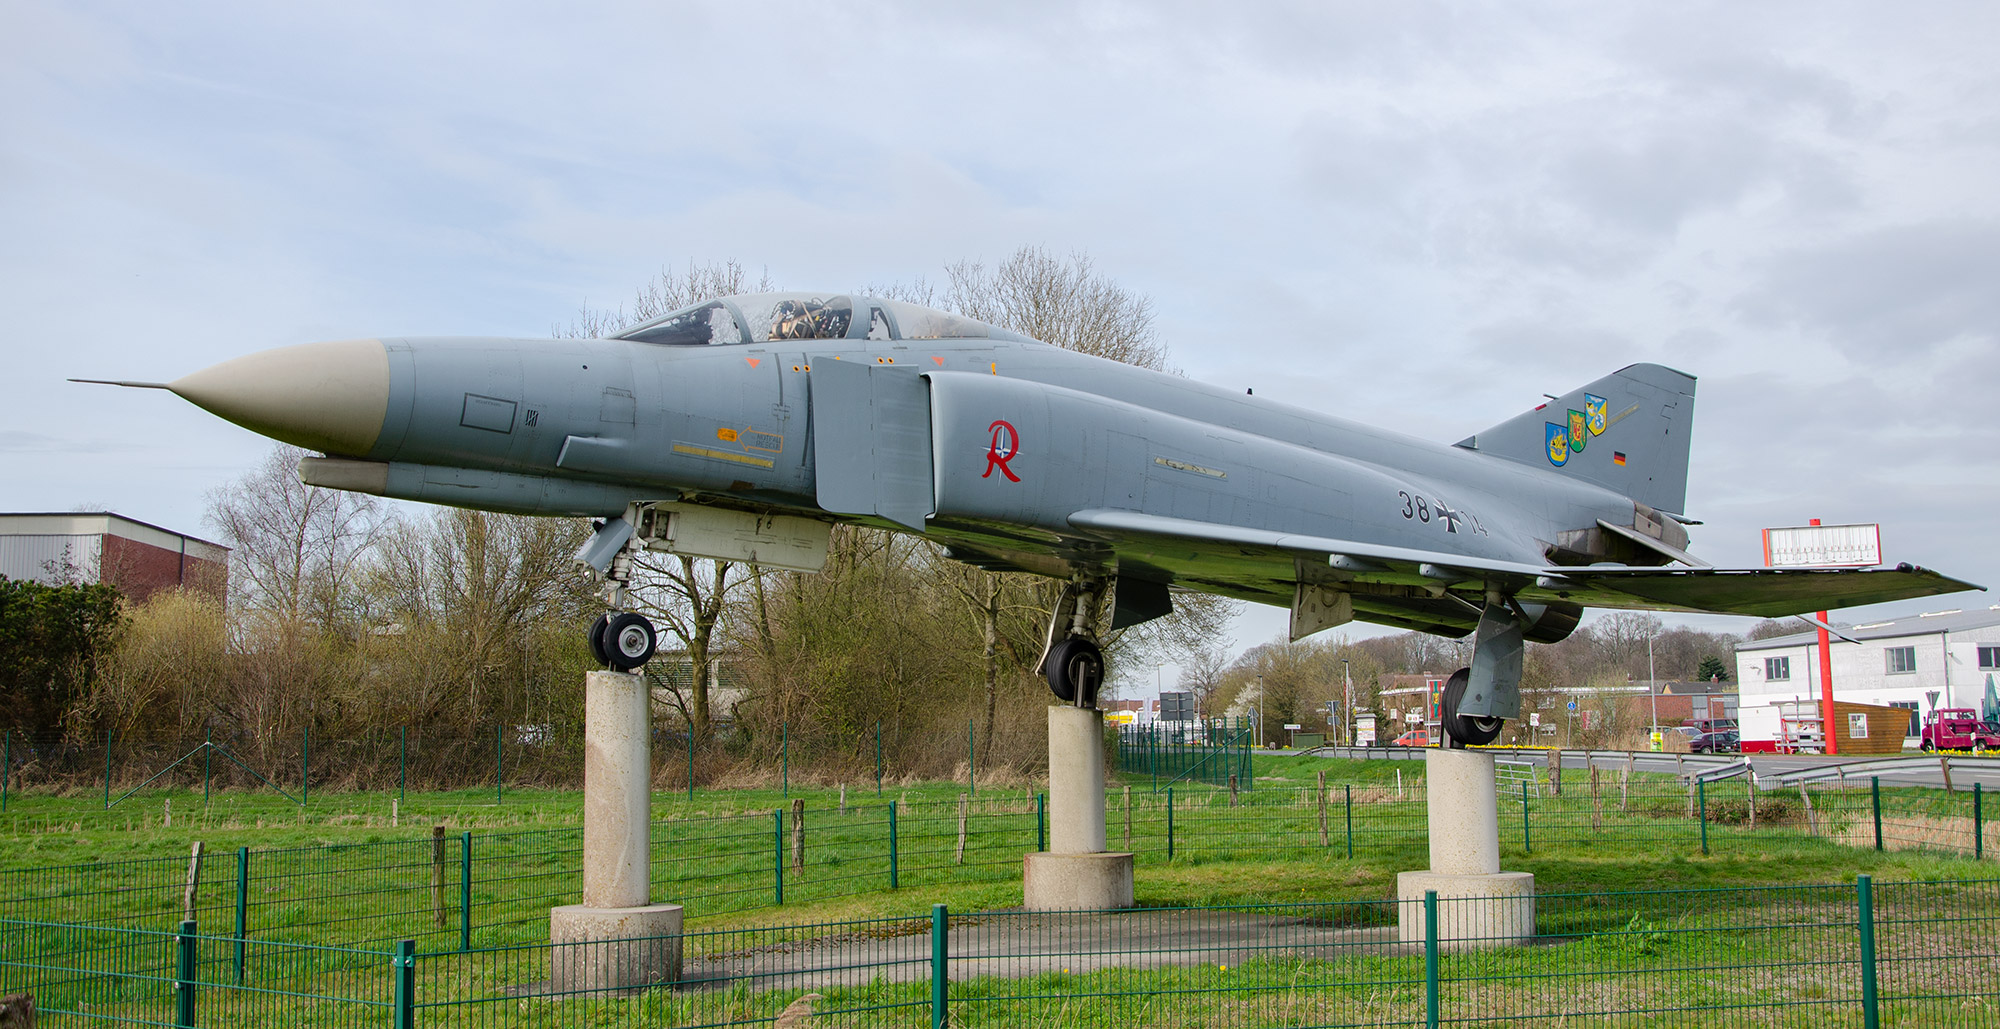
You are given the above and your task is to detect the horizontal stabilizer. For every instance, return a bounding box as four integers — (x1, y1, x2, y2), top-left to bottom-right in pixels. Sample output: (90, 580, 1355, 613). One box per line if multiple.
(1535, 565, 1984, 618)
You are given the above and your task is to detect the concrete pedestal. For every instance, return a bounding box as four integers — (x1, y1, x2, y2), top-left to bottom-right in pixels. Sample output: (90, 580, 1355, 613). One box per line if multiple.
(549, 670, 683, 992)
(1023, 851, 1136, 910)
(1025, 707, 1134, 910)
(1395, 750, 1534, 950)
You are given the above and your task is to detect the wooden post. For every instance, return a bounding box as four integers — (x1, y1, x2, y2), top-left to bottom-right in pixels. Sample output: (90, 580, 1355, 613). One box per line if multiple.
(1229, 774, 1239, 807)
(391, 799, 399, 828)
(182, 841, 205, 922)
(1122, 785, 1132, 849)
(1799, 782, 1819, 835)
(164, 798, 172, 829)
(1620, 767, 1629, 813)
(430, 825, 447, 927)
(1317, 771, 1330, 846)
(1686, 781, 1695, 819)
(1549, 749, 1562, 797)
(839, 784, 847, 815)
(955, 793, 969, 865)
(791, 798, 805, 874)
(1941, 757, 1954, 794)
(1747, 776, 1759, 830)
(1590, 767, 1602, 832)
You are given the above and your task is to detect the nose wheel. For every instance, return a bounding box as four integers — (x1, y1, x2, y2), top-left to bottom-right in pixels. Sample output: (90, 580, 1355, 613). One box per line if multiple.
(590, 611, 657, 672)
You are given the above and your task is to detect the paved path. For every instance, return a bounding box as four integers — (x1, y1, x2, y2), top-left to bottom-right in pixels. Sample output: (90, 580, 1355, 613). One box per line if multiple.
(680, 910, 1401, 993)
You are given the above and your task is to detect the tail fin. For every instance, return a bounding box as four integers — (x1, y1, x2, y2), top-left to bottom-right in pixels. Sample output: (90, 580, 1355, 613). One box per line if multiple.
(1454, 363, 1697, 515)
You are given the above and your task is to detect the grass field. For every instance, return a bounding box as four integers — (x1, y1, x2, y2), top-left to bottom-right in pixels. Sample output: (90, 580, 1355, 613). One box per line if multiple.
(4, 754, 1997, 1026)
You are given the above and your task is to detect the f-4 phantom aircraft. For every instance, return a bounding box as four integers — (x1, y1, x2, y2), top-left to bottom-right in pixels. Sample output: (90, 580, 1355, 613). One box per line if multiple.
(85, 292, 1981, 747)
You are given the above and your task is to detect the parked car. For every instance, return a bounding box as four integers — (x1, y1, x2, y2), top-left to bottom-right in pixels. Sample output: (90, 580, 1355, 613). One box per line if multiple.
(1392, 729, 1432, 747)
(1920, 709, 2000, 753)
(1690, 730, 1739, 754)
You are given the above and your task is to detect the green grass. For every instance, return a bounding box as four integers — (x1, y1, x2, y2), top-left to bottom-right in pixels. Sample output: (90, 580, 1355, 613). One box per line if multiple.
(6, 756, 1997, 1026)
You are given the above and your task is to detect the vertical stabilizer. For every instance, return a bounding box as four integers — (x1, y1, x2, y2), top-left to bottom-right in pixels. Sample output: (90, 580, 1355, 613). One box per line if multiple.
(1455, 363, 1696, 515)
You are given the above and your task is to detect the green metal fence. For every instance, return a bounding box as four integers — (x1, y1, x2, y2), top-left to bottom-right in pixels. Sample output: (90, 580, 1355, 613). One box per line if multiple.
(9, 878, 1999, 1026)
(6, 772, 1996, 958)
(1115, 719, 1256, 790)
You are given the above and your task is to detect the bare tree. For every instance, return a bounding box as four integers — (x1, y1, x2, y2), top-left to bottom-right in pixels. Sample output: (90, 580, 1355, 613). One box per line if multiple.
(943, 247, 1170, 371)
(205, 444, 386, 634)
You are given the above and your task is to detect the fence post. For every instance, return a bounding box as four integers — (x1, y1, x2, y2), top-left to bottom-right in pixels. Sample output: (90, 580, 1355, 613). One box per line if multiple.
(235, 846, 248, 981)
(1872, 777, 1883, 852)
(1522, 783, 1531, 854)
(1166, 787, 1175, 860)
(931, 903, 949, 1029)
(1423, 890, 1440, 1029)
(1345, 783, 1354, 859)
(175, 918, 198, 1028)
(203, 729, 213, 805)
(399, 726, 407, 804)
(1035, 793, 1045, 852)
(1857, 874, 1879, 1029)
(774, 809, 785, 905)
(792, 797, 806, 874)
(1975, 782, 1984, 860)
(459, 832, 472, 951)
(1317, 771, 1329, 847)
(1698, 780, 1709, 855)
(888, 800, 899, 889)
(392, 939, 416, 1029)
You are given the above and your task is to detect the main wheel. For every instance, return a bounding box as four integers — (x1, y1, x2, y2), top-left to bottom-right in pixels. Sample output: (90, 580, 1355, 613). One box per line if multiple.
(1921, 740, 1935, 753)
(1045, 637, 1104, 706)
(1976, 739, 1988, 755)
(588, 613, 612, 667)
(1441, 667, 1503, 748)
(603, 612, 657, 671)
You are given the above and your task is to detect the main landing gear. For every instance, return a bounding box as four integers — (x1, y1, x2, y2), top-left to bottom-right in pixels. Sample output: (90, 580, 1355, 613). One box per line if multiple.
(577, 514, 658, 673)
(1039, 576, 1107, 708)
(1437, 591, 1537, 749)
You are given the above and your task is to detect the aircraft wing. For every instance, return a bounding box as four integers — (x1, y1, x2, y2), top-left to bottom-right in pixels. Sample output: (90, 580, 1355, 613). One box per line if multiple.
(1063, 509, 1983, 620)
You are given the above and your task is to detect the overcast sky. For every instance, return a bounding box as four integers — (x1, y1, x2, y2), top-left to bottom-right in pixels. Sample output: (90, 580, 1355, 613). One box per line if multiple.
(4, 2, 1995, 681)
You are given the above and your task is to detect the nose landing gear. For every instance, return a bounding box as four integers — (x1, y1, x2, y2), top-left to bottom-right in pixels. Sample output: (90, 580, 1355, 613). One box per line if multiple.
(1037, 575, 1108, 708)
(578, 514, 659, 672)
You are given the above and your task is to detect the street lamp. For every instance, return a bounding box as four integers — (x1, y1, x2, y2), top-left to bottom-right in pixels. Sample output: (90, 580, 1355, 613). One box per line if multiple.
(1256, 673, 1264, 746)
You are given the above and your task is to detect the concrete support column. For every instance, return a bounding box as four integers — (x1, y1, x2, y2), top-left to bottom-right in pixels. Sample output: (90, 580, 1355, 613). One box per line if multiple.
(582, 670, 652, 908)
(1395, 749, 1534, 950)
(1024, 706, 1134, 910)
(551, 669, 682, 993)
(1047, 706, 1108, 854)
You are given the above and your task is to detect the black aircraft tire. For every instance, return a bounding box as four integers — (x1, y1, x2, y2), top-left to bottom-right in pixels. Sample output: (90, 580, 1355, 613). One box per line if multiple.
(1046, 637, 1105, 706)
(1442, 667, 1503, 748)
(603, 612, 657, 671)
(588, 614, 612, 667)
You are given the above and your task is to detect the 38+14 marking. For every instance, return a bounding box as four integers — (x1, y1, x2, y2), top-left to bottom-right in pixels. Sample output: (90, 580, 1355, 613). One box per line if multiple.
(1396, 490, 1486, 535)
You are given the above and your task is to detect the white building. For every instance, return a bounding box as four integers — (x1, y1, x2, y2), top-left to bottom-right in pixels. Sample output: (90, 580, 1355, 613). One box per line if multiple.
(1734, 606, 2000, 748)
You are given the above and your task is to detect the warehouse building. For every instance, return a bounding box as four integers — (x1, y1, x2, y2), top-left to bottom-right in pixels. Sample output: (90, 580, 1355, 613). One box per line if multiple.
(1734, 606, 2000, 751)
(0, 512, 228, 602)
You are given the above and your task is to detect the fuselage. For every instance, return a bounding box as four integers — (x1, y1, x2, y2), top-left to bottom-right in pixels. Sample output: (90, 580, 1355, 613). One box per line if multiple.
(323, 333, 1640, 582)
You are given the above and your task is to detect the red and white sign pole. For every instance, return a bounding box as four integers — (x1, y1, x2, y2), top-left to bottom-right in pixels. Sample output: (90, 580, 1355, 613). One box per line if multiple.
(1811, 518, 1838, 756)
(1762, 518, 1881, 757)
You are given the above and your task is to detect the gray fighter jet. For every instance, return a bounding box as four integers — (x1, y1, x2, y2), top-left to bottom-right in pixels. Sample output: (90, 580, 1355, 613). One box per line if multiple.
(83, 292, 1981, 746)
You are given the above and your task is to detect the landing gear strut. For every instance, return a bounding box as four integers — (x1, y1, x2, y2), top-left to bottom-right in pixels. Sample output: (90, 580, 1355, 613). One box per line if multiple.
(1038, 576, 1108, 708)
(577, 514, 658, 672)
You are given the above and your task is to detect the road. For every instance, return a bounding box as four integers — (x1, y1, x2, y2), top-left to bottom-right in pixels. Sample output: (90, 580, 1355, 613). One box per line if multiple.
(1306, 745, 2000, 791)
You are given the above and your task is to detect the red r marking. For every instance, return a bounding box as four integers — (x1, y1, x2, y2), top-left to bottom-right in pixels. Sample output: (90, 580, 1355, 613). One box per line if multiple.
(983, 420, 1021, 482)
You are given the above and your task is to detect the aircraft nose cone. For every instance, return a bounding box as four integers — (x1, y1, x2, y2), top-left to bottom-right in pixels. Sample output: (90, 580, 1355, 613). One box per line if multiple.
(170, 339, 390, 457)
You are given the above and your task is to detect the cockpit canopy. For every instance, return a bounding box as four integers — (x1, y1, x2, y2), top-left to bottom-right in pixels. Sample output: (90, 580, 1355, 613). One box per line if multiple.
(615, 293, 1029, 347)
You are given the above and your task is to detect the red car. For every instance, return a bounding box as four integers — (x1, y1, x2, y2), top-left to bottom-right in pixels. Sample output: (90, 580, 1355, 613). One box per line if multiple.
(1392, 729, 1432, 747)
(1921, 709, 2000, 754)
